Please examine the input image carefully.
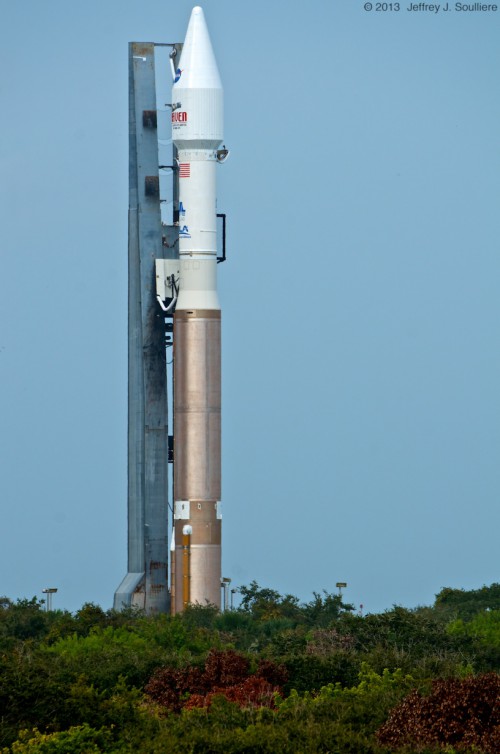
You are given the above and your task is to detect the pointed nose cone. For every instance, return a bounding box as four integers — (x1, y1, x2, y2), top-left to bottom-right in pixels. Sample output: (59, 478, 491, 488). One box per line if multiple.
(172, 6, 223, 148)
(175, 6, 222, 91)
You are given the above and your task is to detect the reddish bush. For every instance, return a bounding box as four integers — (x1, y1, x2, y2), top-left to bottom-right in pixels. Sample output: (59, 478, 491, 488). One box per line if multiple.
(145, 665, 205, 712)
(145, 649, 286, 712)
(184, 676, 278, 711)
(256, 658, 288, 687)
(219, 676, 279, 708)
(204, 648, 250, 687)
(377, 673, 500, 753)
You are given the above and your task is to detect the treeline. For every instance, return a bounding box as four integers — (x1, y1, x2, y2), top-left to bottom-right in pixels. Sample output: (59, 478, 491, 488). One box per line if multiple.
(2, 582, 500, 752)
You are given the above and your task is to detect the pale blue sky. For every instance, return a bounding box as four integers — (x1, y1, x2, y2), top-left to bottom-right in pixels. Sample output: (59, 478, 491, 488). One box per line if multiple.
(1, 0, 499, 614)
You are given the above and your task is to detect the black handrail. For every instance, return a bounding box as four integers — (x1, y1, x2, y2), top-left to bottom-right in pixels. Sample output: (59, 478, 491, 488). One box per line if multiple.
(217, 213, 226, 263)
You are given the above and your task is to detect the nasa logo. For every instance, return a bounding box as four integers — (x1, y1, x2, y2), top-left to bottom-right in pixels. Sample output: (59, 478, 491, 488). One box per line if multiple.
(179, 202, 186, 217)
(179, 225, 191, 239)
(172, 111, 188, 123)
(174, 68, 182, 83)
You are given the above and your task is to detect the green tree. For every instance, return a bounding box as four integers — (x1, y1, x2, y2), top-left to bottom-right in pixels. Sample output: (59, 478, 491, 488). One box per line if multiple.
(0, 598, 49, 645)
(238, 581, 302, 621)
(434, 583, 500, 620)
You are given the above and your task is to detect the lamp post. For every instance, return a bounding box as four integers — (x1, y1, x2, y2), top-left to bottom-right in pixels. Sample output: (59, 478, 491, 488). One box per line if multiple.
(336, 582, 347, 599)
(230, 587, 238, 610)
(220, 577, 231, 611)
(42, 588, 58, 612)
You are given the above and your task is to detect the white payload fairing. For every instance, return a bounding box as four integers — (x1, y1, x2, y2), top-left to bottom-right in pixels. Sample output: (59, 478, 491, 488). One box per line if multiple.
(170, 7, 226, 612)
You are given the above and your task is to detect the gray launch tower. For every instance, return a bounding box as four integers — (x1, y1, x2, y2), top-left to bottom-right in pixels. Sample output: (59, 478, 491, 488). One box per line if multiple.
(114, 42, 181, 613)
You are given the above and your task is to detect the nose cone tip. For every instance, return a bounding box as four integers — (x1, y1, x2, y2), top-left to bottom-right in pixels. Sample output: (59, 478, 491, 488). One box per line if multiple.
(174, 5, 222, 90)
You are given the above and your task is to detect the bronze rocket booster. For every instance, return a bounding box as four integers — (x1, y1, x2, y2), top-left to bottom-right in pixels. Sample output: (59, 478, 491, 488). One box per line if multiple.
(173, 311, 221, 609)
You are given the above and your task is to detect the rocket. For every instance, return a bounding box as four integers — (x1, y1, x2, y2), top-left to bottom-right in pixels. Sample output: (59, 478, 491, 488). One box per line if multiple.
(170, 6, 226, 611)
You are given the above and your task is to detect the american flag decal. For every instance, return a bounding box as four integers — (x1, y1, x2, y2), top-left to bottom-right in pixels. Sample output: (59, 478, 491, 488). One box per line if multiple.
(179, 163, 190, 178)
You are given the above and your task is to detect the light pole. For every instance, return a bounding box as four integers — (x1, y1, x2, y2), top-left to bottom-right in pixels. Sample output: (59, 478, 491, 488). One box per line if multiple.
(336, 582, 347, 600)
(230, 587, 238, 610)
(42, 588, 58, 612)
(220, 577, 231, 611)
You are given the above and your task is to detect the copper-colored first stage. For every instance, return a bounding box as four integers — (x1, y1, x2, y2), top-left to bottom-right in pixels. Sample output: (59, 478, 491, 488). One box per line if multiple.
(172, 309, 221, 612)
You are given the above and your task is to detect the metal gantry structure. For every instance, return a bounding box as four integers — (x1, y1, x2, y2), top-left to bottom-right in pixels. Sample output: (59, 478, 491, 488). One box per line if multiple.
(114, 42, 180, 614)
